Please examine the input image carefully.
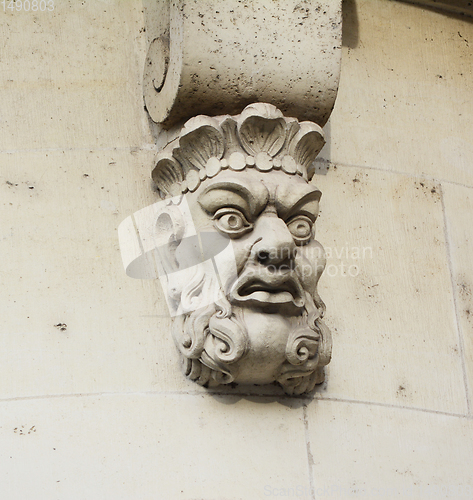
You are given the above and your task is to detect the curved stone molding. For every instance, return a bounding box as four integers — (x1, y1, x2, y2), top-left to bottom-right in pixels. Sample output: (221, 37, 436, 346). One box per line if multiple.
(143, 0, 342, 128)
(119, 103, 332, 395)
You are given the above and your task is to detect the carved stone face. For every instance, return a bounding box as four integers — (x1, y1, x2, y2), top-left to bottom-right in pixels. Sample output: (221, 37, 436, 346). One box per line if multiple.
(169, 168, 331, 394)
(116, 103, 334, 395)
(117, 104, 332, 394)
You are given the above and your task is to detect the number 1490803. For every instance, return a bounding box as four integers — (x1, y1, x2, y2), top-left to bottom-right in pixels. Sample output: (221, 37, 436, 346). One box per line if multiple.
(2, 0, 54, 12)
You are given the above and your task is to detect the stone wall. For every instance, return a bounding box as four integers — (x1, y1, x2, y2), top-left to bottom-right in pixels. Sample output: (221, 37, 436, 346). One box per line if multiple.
(1, 0, 472, 498)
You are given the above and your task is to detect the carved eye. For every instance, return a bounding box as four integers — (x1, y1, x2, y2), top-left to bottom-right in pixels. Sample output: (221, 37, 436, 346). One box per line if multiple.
(213, 209, 252, 237)
(287, 216, 313, 244)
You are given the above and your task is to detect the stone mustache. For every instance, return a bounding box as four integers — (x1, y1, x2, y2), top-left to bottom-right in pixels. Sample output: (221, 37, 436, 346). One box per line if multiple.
(130, 103, 331, 395)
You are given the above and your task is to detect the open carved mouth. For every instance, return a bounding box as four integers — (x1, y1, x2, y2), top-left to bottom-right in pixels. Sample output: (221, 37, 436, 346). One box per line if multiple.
(230, 273, 305, 309)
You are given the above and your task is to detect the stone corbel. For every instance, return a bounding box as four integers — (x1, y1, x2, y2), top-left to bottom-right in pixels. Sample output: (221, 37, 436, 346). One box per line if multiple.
(122, 0, 342, 394)
(142, 0, 342, 128)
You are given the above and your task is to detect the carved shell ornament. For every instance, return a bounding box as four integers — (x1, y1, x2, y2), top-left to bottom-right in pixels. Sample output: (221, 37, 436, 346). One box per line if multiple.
(152, 103, 326, 197)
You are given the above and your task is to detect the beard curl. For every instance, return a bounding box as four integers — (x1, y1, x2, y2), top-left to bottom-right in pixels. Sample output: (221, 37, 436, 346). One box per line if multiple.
(276, 291, 332, 396)
(171, 266, 249, 387)
(169, 266, 331, 394)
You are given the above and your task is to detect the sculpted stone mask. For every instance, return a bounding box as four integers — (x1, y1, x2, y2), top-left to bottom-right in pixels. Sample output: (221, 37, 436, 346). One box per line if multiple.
(120, 104, 332, 395)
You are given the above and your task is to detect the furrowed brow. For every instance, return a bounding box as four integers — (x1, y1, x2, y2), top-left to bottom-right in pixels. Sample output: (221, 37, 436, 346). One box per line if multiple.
(275, 186, 321, 221)
(198, 179, 269, 220)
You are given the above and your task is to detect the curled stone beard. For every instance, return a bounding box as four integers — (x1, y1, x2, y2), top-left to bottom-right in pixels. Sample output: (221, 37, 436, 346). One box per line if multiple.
(169, 265, 331, 395)
(275, 290, 332, 396)
(171, 265, 249, 386)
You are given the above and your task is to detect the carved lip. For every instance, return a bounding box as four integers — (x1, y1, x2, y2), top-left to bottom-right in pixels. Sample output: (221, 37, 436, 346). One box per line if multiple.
(230, 271, 305, 309)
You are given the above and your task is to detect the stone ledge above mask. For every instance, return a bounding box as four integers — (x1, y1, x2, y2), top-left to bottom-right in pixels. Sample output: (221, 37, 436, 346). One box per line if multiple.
(143, 0, 342, 128)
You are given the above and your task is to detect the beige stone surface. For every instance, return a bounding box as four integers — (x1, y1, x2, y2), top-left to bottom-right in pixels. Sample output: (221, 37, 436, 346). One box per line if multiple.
(1, 0, 472, 496)
(0, 0, 152, 150)
(0, 146, 310, 399)
(312, 165, 468, 414)
(0, 149, 193, 397)
(306, 399, 473, 499)
(2, 148, 469, 410)
(442, 182, 473, 412)
(0, 394, 310, 499)
(320, 0, 473, 187)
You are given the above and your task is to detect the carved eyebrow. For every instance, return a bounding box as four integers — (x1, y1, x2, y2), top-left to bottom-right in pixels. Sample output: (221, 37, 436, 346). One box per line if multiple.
(275, 185, 321, 222)
(197, 178, 269, 220)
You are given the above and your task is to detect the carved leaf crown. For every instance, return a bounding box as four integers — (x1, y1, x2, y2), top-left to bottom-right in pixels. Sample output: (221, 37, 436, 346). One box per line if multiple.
(152, 103, 325, 198)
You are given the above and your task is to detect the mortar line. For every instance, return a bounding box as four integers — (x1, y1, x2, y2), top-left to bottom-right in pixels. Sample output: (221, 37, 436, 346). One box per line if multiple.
(314, 158, 473, 191)
(302, 404, 316, 500)
(439, 183, 472, 414)
(314, 395, 471, 419)
(0, 389, 471, 420)
(0, 145, 157, 155)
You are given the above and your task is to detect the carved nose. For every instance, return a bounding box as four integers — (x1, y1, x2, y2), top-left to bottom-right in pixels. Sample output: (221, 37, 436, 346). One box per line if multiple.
(252, 215, 297, 267)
